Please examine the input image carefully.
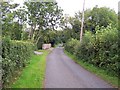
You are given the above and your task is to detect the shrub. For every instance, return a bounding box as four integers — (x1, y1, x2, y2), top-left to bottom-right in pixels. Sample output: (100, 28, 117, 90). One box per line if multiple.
(2, 37, 34, 87)
(65, 25, 118, 76)
(94, 25, 118, 74)
(64, 38, 80, 55)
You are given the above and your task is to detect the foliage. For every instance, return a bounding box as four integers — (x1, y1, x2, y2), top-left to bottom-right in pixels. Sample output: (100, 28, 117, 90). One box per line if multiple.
(64, 38, 80, 54)
(36, 30, 61, 49)
(1, 1, 118, 88)
(36, 29, 78, 49)
(62, 6, 118, 34)
(65, 25, 118, 76)
(118, 12, 120, 30)
(65, 51, 118, 87)
(24, 1, 63, 41)
(11, 50, 49, 88)
(61, 15, 81, 40)
(1, 2, 18, 38)
(1, 2, 27, 40)
(2, 37, 34, 87)
(85, 6, 117, 32)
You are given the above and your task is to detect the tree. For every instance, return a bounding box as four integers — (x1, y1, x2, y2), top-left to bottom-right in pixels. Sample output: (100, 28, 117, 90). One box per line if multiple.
(1, 2, 27, 40)
(1, 2, 19, 37)
(11, 22, 23, 40)
(24, 1, 63, 43)
(13, 7, 27, 26)
(75, 6, 118, 33)
(89, 6, 117, 32)
(118, 12, 120, 30)
(61, 15, 81, 40)
(60, 14, 73, 29)
(61, 6, 117, 42)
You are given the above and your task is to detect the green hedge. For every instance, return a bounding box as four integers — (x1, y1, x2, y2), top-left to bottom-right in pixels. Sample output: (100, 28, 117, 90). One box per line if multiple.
(65, 25, 118, 76)
(64, 38, 80, 55)
(2, 37, 34, 87)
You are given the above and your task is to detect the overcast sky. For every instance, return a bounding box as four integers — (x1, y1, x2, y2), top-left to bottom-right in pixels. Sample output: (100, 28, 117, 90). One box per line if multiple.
(56, 0, 119, 16)
(13, 0, 119, 16)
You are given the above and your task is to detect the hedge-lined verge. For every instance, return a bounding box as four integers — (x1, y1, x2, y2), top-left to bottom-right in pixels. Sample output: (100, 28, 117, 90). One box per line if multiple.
(11, 50, 49, 88)
(2, 37, 34, 87)
(65, 25, 118, 76)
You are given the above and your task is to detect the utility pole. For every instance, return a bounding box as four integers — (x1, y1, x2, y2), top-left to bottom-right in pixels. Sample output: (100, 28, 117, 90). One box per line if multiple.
(80, 0, 85, 42)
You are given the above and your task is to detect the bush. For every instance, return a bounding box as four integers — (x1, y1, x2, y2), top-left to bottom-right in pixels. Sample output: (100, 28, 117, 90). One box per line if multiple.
(2, 37, 34, 86)
(65, 25, 118, 76)
(94, 25, 118, 74)
(65, 38, 80, 55)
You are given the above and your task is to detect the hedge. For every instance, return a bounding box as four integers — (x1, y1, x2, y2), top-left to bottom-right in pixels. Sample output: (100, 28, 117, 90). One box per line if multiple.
(65, 25, 118, 76)
(2, 37, 34, 87)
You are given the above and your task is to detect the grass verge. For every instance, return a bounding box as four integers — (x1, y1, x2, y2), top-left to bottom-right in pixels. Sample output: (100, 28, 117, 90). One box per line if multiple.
(10, 50, 50, 88)
(64, 50, 119, 88)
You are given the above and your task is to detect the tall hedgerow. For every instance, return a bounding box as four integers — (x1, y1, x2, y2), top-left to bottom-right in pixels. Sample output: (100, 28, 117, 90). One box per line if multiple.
(2, 37, 34, 87)
(65, 25, 118, 76)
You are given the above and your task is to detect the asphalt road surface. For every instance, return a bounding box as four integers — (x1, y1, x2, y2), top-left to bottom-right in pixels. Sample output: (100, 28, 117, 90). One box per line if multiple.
(45, 47, 113, 88)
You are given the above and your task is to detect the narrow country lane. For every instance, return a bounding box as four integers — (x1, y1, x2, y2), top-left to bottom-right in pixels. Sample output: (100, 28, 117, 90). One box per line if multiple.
(45, 47, 113, 88)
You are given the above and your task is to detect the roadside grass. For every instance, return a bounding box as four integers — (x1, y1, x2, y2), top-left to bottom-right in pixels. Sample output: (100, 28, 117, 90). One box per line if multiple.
(10, 50, 49, 88)
(64, 50, 119, 88)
